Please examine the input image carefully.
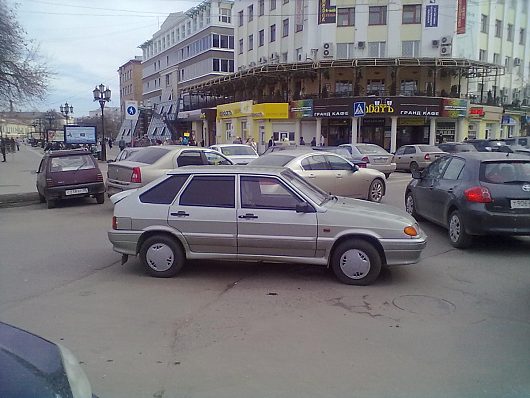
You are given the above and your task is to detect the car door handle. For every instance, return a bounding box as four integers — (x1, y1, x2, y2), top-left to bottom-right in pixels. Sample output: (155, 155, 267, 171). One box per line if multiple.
(171, 211, 189, 217)
(336, 173, 343, 178)
(448, 188, 454, 193)
(429, 185, 434, 190)
(308, 174, 316, 178)
(238, 213, 258, 219)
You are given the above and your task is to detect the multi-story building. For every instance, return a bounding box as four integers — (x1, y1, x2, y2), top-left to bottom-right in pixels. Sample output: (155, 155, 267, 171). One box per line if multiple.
(117, 57, 143, 121)
(178, 0, 527, 151)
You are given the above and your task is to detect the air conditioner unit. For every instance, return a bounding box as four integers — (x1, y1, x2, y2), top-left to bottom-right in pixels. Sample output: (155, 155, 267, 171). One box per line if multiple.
(440, 44, 452, 57)
(514, 58, 521, 66)
(432, 40, 440, 47)
(357, 41, 365, 49)
(441, 36, 453, 45)
(322, 42, 334, 57)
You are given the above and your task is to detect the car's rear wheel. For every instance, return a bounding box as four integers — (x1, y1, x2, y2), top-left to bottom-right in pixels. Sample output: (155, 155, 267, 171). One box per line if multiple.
(448, 210, 472, 249)
(96, 193, 105, 204)
(38, 193, 46, 203)
(409, 161, 419, 173)
(46, 198, 56, 209)
(405, 192, 422, 220)
(331, 239, 382, 285)
(368, 178, 384, 203)
(139, 235, 185, 277)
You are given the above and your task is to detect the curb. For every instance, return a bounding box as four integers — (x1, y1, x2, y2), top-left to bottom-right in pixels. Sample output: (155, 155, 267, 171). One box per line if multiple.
(0, 192, 41, 209)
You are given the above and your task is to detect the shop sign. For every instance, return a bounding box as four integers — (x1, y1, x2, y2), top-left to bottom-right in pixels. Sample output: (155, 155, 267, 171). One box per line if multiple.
(366, 99, 396, 115)
(318, 0, 336, 24)
(313, 99, 351, 118)
(398, 118, 426, 126)
(252, 103, 289, 119)
(441, 98, 468, 118)
(397, 97, 441, 117)
(216, 100, 253, 119)
(501, 115, 517, 125)
(469, 107, 485, 118)
(425, 5, 439, 28)
(361, 118, 386, 126)
(457, 0, 466, 34)
(290, 99, 313, 119)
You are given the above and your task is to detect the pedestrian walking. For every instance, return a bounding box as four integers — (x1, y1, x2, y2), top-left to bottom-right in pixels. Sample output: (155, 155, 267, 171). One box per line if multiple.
(310, 137, 316, 146)
(108, 139, 113, 149)
(1, 138, 6, 162)
(268, 136, 275, 148)
(299, 136, 306, 145)
(118, 138, 126, 151)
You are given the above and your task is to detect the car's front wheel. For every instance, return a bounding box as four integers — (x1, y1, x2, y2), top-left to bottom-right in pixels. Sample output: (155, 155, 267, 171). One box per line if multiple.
(47, 198, 56, 209)
(405, 192, 422, 220)
(96, 193, 105, 204)
(409, 161, 419, 173)
(139, 235, 185, 277)
(368, 178, 385, 203)
(331, 239, 382, 285)
(448, 210, 472, 249)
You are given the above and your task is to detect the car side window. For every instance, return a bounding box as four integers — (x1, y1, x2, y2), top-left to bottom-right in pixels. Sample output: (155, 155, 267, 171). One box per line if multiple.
(325, 155, 352, 171)
(425, 156, 451, 179)
(404, 146, 416, 155)
(301, 155, 329, 171)
(179, 175, 235, 208)
(241, 176, 302, 211)
(177, 151, 205, 167)
(38, 159, 45, 173)
(442, 158, 466, 180)
(395, 147, 405, 155)
(204, 151, 232, 165)
(140, 174, 189, 204)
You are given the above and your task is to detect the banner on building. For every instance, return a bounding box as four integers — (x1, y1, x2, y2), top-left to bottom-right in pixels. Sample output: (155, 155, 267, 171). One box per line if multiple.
(457, 0, 467, 34)
(318, 0, 336, 24)
(425, 5, 439, 28)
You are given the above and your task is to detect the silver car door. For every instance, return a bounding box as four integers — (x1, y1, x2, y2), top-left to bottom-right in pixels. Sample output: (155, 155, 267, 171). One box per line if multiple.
(324, 154, 363, 197)
(168, 175, 237, 254)
(237, 175, 317, 257)
(297, 154, 337, 194)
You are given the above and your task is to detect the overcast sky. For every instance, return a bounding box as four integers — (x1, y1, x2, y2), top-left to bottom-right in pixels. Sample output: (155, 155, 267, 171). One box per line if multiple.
(10, 0, 199, 116)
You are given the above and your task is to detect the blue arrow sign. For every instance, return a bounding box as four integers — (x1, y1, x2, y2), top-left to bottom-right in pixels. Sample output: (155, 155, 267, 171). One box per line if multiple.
(353, 102, 366, 117)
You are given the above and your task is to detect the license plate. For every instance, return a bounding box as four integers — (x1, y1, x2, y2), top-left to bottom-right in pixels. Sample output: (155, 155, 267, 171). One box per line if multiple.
(510, 199, 530, 209)
(372, 157, 388, 164)
(65, 188, 88, 196)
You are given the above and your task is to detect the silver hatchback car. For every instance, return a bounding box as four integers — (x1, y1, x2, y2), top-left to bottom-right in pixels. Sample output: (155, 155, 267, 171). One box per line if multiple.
(108, 167, 427, 285)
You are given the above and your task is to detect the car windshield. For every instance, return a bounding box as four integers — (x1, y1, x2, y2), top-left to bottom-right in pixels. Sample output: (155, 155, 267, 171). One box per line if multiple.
(281, 169, 330, 205)
(126, 147, 171, 164)
(356, 144, 388, 155)
(220, 146, 256, 156)
(249, 154, 296, 166)
(418, 145, 441, 152)
(50, 155, 95, 171)
(480, 161, 530, 183)
(314, 147, 354, 159)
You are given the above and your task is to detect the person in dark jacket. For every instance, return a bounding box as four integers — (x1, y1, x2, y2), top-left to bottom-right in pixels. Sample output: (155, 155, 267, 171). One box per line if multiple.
(1, 138, 6, 162)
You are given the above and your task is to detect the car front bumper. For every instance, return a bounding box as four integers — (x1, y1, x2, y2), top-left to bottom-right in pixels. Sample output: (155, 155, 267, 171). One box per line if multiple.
(379, 231, 427, 266)
(108, 230, 143, 255)
(368, 163, 396, 174)
(45, 182, 105, 200)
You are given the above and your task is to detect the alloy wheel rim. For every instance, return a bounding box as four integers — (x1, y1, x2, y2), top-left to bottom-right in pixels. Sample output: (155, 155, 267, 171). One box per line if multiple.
(146, 243, 174, 272)
(406, 195, 414, 214)
(371, 181, 383, 202)
(449, 215, 461, 242)
(339, 249, 371, 280)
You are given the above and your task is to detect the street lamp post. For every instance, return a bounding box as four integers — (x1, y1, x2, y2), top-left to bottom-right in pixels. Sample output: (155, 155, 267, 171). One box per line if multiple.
(60, 102, 74, 125)
(44, 111, 55, 143)
(93, 83, 111, 161)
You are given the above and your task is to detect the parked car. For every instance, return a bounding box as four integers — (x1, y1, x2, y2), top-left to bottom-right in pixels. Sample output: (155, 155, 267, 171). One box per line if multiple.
(106, 146, 233, 196)
(0, 322, 96, 398)
(504, 136, 529, 149)
(437, 142, 477, 153)
(107, 146, 142, 163)
(465, 139, 506, 152)
(263, 145, 368, 168)
(340, 143, 397, 178)
(36, 149, 105, 209)
(108, 166, 426, 285)
(405, 152, 530, 248)
(248, 150, 386, 202)
(209, 144, 259, 164)
(393, 144, 446, 172)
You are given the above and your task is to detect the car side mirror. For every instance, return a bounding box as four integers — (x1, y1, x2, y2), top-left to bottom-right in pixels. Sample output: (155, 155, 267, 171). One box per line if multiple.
(107, 159, 115, 163)
(351, 164, 358, 172)
(296, 202, 315, 213)
(411, 170, 422, 179)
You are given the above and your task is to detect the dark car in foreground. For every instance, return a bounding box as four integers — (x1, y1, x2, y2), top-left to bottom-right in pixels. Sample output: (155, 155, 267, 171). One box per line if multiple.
(36, 149, 105, 209)
(437, 142, 477, 153)
(465, 139, 506, 152)
(405, 152, 530, 248)
(0, 322, 96, 398)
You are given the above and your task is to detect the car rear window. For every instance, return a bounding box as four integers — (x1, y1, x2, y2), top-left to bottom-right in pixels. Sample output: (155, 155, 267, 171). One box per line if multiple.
(249, 154, 295, 166)
(140, 174, 189, 204)
(418, 145, 441, 152)
(220, 146, 256, 156)
(480, 161, 530, 184)
(356, 144, 388, 155)
(456, 144, 476, 152)
(126, 147, 171, 164)
(314, 147, 354, 159)
(50, 155, 95, 172)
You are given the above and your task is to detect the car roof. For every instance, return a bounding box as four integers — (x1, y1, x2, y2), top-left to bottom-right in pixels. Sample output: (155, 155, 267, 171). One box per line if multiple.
(167, 165, 286, 175)
(265, 149, 338, 157)
(450, 152, 530, 161)
(212, 144, 251, 147)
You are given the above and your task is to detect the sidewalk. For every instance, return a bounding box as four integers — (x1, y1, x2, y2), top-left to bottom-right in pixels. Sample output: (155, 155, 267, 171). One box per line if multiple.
(0, 144, 120, 207)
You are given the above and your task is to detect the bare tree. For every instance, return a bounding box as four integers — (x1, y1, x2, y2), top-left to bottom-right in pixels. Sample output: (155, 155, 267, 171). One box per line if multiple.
(0, 0, 50, 109)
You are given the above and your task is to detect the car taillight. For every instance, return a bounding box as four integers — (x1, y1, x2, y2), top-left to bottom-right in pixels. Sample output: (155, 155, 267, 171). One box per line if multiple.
(358, 163, 366, 168)
(361, 156, 370, 163)
(131, 167, 142, 183)
(96, 173, 103, 182)
(46, 178, 54, 187)
(464, 186, 492, 203)
(424, 153, 431, 160)
(112, 216, 117, 230)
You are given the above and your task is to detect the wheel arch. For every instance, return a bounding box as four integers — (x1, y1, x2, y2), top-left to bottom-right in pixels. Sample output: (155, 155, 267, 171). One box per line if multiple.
(137, 228, 187, 257)
(328, 233, 387, 268)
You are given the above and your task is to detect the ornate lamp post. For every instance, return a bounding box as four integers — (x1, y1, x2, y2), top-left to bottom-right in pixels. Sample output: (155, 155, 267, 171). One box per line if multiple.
(93, 84, 111, 161)
(44, 111, 56, 143)
(60, 102, 74, 125)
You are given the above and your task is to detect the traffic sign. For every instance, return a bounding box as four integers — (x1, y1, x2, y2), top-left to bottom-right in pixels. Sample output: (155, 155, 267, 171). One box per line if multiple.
(125, 101, 138, 120)
(353, 102, 366, 117)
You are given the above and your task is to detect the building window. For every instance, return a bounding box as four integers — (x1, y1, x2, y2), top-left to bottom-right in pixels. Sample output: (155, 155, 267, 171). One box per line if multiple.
(520, 28, 526, 45)
(495, 19, 502, 37)
(239, 38, 244, 54)
(507, 24, 514, 41)
(213, 59, 235, 72)
(281, 52, 288, 62)
(282, 18, 289, 37)
(259, 29, 265, 47)
(219, 8, 231, 23)
(479, 49, 487, 61)
(402, 40, 420, 57)
(166, 75, 170, 87)
(402, 4, 421, 24)
(295, 47, 302, 61)
(369, 6, 387, 25)
(480, 14, 488, 33)
(336, 43, 354, 59)
(270, 24, 276, 42)
(270, 0, 276, 11)
(505, 56, 512, 72)
(259, 0, 265, 16)
(248, 5, 254, 22)
(368, 41, 386, 57)
(337, 7, 355, 26)
(238, 10, 244, 26)
(493, 53, 500, 64)
(248, 34, 254, 51)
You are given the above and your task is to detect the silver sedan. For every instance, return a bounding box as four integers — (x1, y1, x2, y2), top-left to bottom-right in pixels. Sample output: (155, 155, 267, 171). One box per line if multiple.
(108, 166, 426, 285)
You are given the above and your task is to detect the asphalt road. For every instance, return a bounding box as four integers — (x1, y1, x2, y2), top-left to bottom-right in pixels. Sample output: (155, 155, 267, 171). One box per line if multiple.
(0, 174, 529, 398)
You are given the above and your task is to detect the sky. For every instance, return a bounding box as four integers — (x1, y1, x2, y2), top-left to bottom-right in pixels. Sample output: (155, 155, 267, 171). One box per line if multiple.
(9, 0, 200, 116)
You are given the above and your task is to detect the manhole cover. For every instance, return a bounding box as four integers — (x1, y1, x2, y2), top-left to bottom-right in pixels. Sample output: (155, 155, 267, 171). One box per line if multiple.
(392, 295, 456, 316)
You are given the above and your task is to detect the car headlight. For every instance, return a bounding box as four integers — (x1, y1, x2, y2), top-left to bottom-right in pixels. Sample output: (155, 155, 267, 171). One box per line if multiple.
(58, 344, 93, 398)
